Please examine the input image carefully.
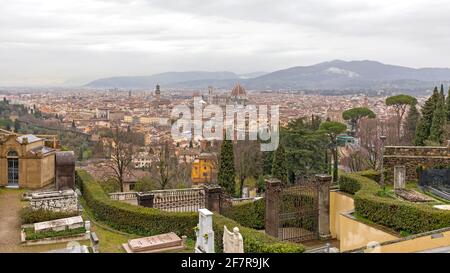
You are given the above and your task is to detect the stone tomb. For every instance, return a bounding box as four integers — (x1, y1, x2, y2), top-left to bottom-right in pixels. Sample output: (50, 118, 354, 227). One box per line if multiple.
(29, 189, 78, 213)
(34, 216, 84, 233)
(122, 232, 186, 253)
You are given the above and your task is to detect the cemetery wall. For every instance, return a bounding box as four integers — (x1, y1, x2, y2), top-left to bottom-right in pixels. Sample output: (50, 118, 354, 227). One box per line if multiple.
(329, 190, 354, 240)
(339, 211, 399, 252)
(384, 145, 450, 181)
(362, 228, 450, 253)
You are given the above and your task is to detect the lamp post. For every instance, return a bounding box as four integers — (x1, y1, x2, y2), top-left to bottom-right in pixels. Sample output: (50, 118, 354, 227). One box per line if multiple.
(379, 135, 387, 190)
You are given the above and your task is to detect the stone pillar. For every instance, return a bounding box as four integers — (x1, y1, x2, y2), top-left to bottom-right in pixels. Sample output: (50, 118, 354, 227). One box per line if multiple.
(137, 192, 154, 207)
(265, 178, 282, 238)
(205, 185, 222, 213)
(316, 174, 332, 240)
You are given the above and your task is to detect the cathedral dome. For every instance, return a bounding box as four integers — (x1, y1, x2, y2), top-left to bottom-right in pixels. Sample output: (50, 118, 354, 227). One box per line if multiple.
(231, 83, 246, 97)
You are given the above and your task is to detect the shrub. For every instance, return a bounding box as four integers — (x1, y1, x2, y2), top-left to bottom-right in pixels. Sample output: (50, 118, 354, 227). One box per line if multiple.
(76, 170, 304, 253)
(221, 199, 265, 230)
(25, 227, 86, 241)
(355, 169, 381, 183)
(339, 172, 450, 234)
(20, 207, 79, 224)
(213, 214, 304, 253)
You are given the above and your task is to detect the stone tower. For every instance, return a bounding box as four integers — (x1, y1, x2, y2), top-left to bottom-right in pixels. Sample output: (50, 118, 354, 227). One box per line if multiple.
(155, 84, 161, 101)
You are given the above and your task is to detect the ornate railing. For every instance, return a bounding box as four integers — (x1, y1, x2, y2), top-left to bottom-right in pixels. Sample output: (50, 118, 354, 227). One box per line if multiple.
(109, 192, 138, 201)
(151, 188, 206, 212)
(109, 188, 207, 212)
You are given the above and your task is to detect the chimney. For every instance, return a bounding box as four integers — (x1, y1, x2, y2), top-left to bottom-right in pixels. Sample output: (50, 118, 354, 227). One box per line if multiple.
(22, 137, 28, 145)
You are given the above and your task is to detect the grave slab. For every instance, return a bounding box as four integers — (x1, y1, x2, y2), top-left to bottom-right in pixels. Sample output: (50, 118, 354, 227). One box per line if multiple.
(34, 216, 83, 233)
(122, 232, 185, 253)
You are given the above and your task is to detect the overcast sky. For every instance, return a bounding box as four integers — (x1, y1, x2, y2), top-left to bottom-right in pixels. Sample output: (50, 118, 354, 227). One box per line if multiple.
(1, 0, 450, 86)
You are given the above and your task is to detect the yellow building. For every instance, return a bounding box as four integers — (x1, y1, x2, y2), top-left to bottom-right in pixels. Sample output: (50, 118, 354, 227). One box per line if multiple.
(191, 153, 216, 184)
(0, 132, 55, 189)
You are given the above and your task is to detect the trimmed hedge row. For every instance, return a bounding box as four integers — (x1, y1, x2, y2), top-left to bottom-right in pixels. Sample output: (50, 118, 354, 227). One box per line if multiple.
(221, 199, 265, 230)
(339, 172, 450, 234)
(355, 169, 381, 183)
(20, 207, 79, 224)
(77, 170, 198, 237)
(76, 170, 304, 253)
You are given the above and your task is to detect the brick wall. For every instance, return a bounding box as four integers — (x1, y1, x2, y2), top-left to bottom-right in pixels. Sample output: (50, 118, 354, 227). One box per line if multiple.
(383, 142, 450, 182)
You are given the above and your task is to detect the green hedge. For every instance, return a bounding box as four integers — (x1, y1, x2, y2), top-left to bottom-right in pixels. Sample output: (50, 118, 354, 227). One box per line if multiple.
(77, 170, 198, 237)
(221, 199, 265, 230)
(355, 169, 382, 183)
(221, 192, 317, 232)
(25, 227, 86, 241)
(20, 207, 79, 224)
(76, 170, 304, 253)
(339, 172, 450, 234)
(213, 214, 303, 253)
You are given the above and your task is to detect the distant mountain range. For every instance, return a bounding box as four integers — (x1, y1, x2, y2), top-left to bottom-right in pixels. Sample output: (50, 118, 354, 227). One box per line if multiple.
(84, 60, 450, 92)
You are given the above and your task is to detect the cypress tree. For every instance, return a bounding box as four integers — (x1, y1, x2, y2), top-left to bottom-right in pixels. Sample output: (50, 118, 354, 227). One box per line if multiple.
(414, 87, 439, 145)
(429, 90, 446, 144)
(272, 145, 288, 185)
(446, 87, 450, 122)
(217, 140, 236, 195)
(403, 104, 420, 145)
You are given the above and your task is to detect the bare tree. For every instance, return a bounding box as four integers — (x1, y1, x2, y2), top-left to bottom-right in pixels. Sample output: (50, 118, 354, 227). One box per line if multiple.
(358, 117, 398, 170)
(105, 126, 133, 192)
(150, 142, 179, 190)
(234, 140, 263, 197)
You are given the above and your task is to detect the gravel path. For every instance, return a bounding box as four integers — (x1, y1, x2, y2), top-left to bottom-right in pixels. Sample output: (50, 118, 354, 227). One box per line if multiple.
(0, 189, 23, 252)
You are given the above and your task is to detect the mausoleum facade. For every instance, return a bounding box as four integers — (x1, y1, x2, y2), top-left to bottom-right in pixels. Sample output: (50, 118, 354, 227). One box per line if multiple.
(0, 132, 56, 189)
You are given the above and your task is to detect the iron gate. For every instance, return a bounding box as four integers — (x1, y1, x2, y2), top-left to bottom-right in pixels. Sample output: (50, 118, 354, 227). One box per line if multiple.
(278, 181, 319, 242)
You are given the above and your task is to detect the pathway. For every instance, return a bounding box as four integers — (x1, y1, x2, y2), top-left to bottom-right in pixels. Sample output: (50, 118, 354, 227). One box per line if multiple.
(0, 189, 23, 252)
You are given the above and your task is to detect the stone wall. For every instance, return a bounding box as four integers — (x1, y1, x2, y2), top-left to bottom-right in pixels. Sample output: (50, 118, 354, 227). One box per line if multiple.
(383, 143, 450, 182)
(29, 190, 78, 212)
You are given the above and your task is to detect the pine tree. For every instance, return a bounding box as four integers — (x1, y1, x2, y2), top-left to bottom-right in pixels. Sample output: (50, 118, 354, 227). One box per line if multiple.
(429, 90, 446, 144)
(414, 87, 439, 145)
(272, 145, 288, 185)
(217, 140, 236, 195)
(403, 104, 420, 145)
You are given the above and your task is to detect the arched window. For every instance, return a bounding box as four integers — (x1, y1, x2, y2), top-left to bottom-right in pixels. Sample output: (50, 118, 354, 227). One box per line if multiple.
(7, 150, 18, 157)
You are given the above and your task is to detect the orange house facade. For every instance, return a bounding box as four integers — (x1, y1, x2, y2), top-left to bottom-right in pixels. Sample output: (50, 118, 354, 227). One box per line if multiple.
(191, 153, 216, 184)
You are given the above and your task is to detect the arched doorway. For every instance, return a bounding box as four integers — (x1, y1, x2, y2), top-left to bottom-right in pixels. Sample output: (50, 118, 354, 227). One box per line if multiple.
(7, 150, 19, 187)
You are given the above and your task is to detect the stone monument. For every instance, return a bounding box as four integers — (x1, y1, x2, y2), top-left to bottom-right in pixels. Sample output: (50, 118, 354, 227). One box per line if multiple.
(223, 225, 244, 253)
(195, 208, 215, 253)
(394, 165, 406, 190)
